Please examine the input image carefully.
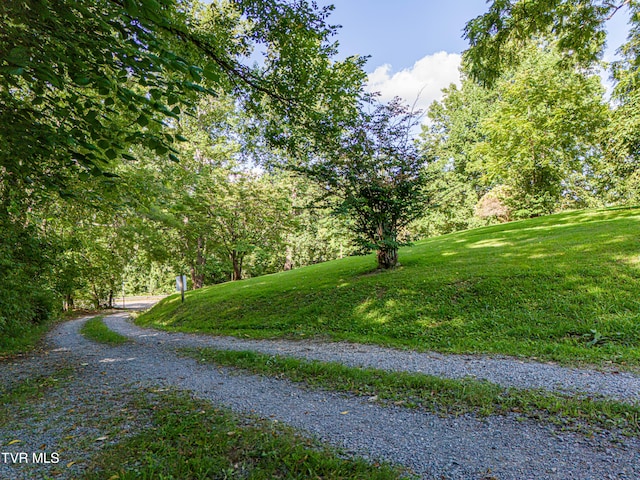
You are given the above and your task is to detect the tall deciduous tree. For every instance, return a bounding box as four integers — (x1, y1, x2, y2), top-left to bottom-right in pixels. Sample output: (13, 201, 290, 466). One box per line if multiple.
(473, 47, 608, 217)
(203, 172, 294, 281)
(416, 78, 498, 234)
(463, 0, 640, 203)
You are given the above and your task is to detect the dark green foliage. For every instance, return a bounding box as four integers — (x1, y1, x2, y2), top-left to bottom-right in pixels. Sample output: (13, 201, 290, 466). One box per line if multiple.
(0, 0, 364, 186)
(0, 219, 59, 349)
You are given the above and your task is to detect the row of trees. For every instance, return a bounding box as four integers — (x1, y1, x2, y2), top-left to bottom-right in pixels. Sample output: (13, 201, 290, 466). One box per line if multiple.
(0, 0, 365, 335)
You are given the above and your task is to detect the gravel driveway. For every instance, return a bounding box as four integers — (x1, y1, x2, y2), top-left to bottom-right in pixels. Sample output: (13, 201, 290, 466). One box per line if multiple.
(2, 301, 639, 479)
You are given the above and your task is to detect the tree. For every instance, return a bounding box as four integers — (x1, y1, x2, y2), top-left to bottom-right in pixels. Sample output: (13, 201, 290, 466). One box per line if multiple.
(297, 98, 427, 270)
(0, 0, 364, 188)
(463, 1, 640, 205)
(0, 0, 366, 329)
(203, 172, 294, 281)
(416, 77, 499, 234)
(473, 47, 608, 217)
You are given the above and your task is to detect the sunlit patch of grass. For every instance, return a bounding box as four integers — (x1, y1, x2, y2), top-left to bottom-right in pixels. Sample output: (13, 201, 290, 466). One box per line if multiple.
(137, 207, 640, 369)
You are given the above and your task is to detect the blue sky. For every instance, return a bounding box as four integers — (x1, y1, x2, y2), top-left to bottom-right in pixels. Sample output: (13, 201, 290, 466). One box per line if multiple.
(317, 0, 489, 70)
(315, 1, 631, 114)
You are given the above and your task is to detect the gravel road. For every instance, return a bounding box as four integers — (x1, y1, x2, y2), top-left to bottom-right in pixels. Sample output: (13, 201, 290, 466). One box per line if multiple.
(107, 316, 640, 405)
(2, 301, 639, 479)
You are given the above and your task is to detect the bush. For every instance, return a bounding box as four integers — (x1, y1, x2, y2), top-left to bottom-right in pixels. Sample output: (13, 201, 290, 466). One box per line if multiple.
(475, 186, 511, 221)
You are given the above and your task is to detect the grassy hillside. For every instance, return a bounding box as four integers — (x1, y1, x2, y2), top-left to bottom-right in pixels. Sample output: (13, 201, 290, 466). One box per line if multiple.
(137, 207, 640, 367)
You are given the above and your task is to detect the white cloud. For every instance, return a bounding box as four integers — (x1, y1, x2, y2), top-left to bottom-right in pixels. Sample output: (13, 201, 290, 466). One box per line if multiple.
(366, 51, 462, 120)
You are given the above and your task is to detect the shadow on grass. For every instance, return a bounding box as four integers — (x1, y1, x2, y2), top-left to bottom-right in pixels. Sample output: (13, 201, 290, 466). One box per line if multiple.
(138, 207, 640, 366)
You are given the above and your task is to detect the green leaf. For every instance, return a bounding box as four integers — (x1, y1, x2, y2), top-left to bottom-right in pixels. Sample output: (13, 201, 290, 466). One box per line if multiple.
(122, 153, 136, 161)
(73, 76, 91, 86)
(169, 153, 180, 162)
(105, 149, 118, 160)
(1, 66, 24, 75)
(7, 47, 29, 66)
(203, 64, 220, 83)
(189, 66, 202, 82)
(136, 114, 149, 127)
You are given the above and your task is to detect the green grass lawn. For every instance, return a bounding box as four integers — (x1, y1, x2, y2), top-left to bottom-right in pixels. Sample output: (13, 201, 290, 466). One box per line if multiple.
(85, 391, 406, 479)
(137, 207, 640, 368)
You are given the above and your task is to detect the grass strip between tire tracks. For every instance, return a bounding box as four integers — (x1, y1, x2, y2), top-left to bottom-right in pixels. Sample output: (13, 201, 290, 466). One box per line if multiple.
(80, 316, 130, 345)
(182, 347, 640, 437)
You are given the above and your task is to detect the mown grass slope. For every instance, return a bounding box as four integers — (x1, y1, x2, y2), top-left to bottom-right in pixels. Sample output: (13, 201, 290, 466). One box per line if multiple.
(137, 207, 640, 367)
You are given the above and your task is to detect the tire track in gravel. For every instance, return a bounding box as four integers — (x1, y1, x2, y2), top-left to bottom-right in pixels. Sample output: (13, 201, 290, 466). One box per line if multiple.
(33, 310, 640, 480)
(107, 315, 640, 404)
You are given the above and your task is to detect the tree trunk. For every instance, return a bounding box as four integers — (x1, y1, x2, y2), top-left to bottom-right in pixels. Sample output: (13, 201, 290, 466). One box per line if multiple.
(108, 289, 114, 308)
(377, 247, 398, 269)
(190, 265, 204, 289)
(230, 251, 243, 281)
(375, 222, 398, 269)
(283, 245, 293, 271)
(91, 285, 100, 310)
(63, 294, 74, 312)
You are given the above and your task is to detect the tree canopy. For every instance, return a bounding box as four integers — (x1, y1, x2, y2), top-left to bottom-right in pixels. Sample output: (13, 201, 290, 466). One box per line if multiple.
(0, 0, 365, 193)
(463, 0, 634, 86)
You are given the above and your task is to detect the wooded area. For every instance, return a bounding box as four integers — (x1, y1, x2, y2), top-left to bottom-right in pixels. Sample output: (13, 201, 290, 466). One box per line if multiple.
(1, 0, 639, 345)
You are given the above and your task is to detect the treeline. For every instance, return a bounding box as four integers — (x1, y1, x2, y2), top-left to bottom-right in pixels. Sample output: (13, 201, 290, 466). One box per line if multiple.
(417, 46, 613, 236)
